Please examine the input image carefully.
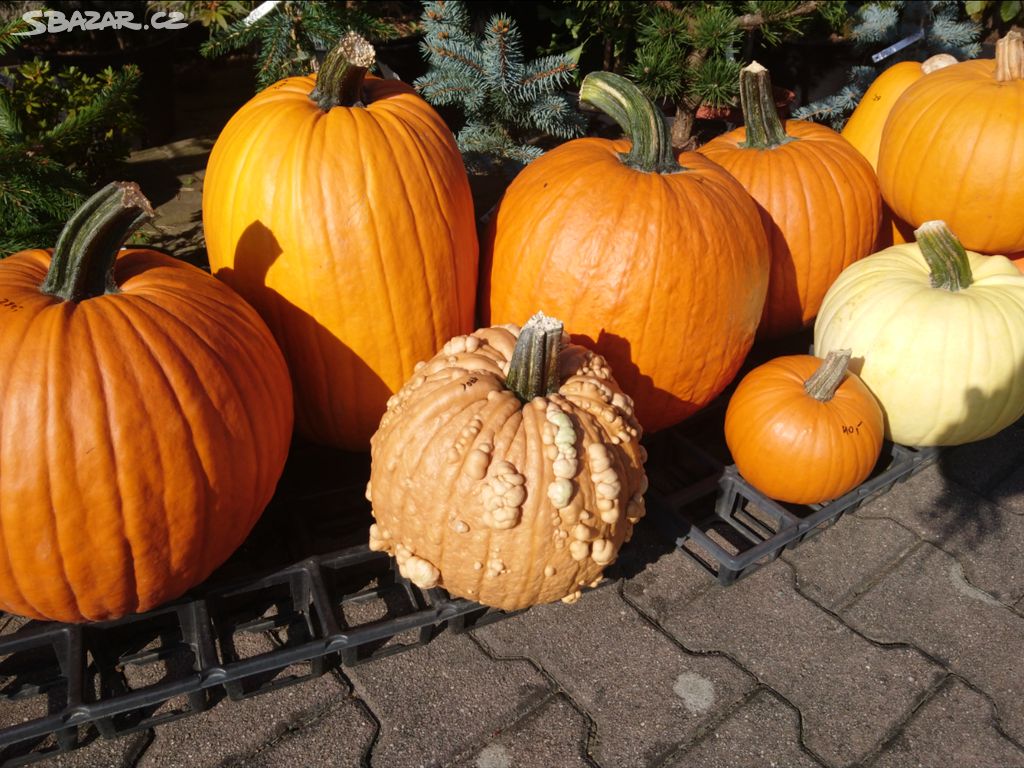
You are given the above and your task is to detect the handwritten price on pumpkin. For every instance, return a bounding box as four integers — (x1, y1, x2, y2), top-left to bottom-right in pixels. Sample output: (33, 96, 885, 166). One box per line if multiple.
(0, 297, 23, 312)
(842, 421, 865, 435)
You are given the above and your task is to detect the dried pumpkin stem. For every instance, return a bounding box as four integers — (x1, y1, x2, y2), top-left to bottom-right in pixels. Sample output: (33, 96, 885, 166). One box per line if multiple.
(506, 312, 564, 403)
(996, 30, 1023, 82)
(579, 71, 683, 174)
(804, 349, 852, 402)
(915, 220, 974, 292)
(739, 62, 792, 150)
(40, 181, 154, 303)
(310, 31, 376, 110)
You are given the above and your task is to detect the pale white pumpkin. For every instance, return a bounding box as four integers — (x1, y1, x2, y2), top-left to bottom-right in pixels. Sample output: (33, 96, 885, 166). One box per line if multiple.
(814, 221, 1024, 446)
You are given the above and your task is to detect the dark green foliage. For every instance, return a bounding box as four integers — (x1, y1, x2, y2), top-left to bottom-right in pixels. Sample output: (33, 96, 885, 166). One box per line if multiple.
(795, 1, 982, 129)
(0, 19, 141, 255)
(199, 1, 397, 90)
(627, 1, 846, 111)
(415, 0, 585, 174)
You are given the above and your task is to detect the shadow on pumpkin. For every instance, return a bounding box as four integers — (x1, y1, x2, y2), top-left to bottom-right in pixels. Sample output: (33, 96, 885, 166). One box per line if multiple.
(214, 220, 390, 450)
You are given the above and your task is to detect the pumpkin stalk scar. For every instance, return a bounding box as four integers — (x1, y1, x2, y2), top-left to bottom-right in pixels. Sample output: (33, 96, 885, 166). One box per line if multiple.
(804, 349, 853, 402)
(579, 71, 685, 174)
(915, 220, 974, 292)
(996, 30, 1023, 83)
(310, 31, 376, 111)
(738, 62, 795, 150)
(506, 312, 564, 403)
(40, 182, 154, 303)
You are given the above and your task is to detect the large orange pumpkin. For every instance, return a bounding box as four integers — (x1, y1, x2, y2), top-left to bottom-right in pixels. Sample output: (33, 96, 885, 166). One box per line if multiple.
(724, 350, 883, 504)
(483, 72, 770, 433)
(0, 183, 294, 623)
(700, 62, 881, 339)
(368, 313, 647, 609)
(877, 31, 1024, 254)
(203, 33, 478, 450)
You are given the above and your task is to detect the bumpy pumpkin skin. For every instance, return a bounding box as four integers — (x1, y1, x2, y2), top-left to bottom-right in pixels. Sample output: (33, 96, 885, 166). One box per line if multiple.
(368, 325, 648, 610)
(483, 146, 769, 433)
(877, 51, 1024, 254)
(725, 355, 883, 504)
(0, 250, 294, 623)
(203, 72, 477, 450)
(814, 245, 1024, 446)
(701, 117, 881, 339)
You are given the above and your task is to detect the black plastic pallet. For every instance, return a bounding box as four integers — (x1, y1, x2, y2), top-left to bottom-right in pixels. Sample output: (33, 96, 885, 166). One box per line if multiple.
(0, 380, 939, 765)
(645, 426, 939, 585)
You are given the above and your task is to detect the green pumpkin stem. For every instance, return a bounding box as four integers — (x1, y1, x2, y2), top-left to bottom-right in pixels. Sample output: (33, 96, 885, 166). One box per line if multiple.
(804, 349, 852, 402)
(309, 31, 376, 110)
(739, 62, 791, 150)
(915, 220, 974, 292)
(506, 312, 564, 403)
(40, 181, 154, 303)
(579, 71, 683, 174)
(996, 30, 1023, 82)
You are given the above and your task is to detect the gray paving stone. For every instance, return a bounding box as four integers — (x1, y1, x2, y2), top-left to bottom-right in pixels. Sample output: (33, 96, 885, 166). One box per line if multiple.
(454, 695, 592, 768)
(664, 689, 824, 768)
(652, 563, 942, 767)
(474, 587, 754, 768)
(843, 543, 1024, 746)
(240, 696, 376, 768)
(871, 678, 1024, 768)
(860, 465, 1024, 602)
(991, 467, 1024, 516)
(54, 732, 152, 768)
(782, 514, 920, 610)
(936, 421, 1024, 497)
(346, 631, 551, 768)
(137, 645, 348, 768)
(619, 529, 714, 621)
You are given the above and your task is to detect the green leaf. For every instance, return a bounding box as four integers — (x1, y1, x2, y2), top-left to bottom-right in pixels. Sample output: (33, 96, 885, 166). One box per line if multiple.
(1001, 0, 1022, 23)
(964, 0, 989, 18)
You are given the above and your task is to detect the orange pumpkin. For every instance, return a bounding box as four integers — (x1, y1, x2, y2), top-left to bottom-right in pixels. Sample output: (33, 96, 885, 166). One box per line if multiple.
(0, 183, 294, 623)
(368, 313, 647, 609)
(700, 62, 882, 339)
(203, 33, 478, 450)
(840, 55, 957, 249)
(483, 72, 770, 433)
(842, 55, 957, 169)
(877, 31, 1024, 254)
(724, 350, 883, 505)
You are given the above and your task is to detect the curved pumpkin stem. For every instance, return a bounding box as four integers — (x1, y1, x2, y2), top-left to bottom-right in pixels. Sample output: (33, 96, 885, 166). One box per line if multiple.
(739, 62, 792, 150)
(310, 31, 376, 110)
(996, 30, 1023, 83)
(507, 312, 564, 403)
(915, 220, 974, 292)
(579, 71, 683, 174)
(804, 349, 852, 402)
(40, 181, 154, 303)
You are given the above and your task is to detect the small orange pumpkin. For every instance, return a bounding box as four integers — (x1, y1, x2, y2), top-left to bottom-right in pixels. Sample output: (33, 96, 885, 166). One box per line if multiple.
(724, 350, 883, 505)
(878, 31, 1024, 254)
(203, 33, 478, 450)
(0, 183, 294, 622)
(368, 313, 647, 610)
(484, 72, 770, 433)
(700, 63, 881, 339)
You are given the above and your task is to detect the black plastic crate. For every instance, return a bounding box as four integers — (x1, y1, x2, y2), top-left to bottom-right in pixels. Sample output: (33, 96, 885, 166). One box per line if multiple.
(645, 425, 939, 585)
